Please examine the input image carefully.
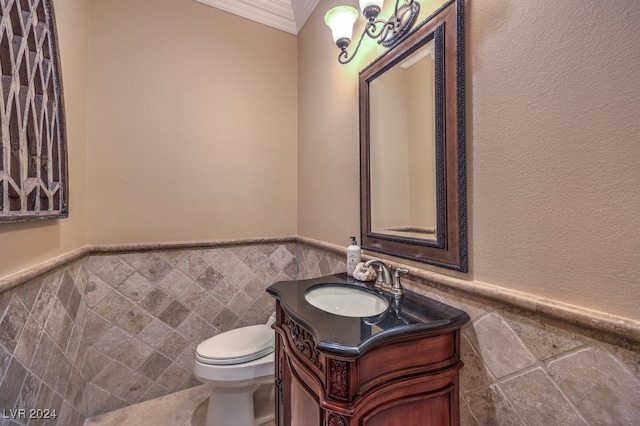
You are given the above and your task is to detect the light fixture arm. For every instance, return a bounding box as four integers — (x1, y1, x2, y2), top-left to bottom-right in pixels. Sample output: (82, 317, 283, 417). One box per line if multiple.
(364, 16, 399, 42)
(329, 0, 421, 65)
(338, 26, 368, 64)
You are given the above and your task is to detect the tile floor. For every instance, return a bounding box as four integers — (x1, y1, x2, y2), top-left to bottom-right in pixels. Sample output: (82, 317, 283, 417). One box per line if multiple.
(83, 385, 276, 426)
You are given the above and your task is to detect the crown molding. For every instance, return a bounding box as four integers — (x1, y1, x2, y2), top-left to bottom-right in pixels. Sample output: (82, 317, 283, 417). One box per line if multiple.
(195, 0, 319, 35)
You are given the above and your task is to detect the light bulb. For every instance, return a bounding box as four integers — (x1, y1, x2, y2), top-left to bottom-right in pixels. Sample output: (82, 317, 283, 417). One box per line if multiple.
(324, 6, 359, 46)
(359, 0, 384, 11)
(359, 0, 383, 20)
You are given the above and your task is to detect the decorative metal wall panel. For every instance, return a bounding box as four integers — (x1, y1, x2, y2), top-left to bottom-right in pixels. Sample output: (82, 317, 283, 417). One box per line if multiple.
(0, 0, 67, 221)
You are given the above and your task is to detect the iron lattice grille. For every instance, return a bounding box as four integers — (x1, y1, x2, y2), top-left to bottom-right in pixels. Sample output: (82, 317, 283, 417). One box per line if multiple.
(0, 0, 67, 221)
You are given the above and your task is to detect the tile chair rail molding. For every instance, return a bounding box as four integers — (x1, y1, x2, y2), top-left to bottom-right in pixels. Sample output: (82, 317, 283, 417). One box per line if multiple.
(0, 237, 638, 424)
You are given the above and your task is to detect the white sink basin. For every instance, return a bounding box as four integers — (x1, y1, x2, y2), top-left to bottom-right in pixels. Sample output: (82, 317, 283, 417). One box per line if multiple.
(305, 285, 389, 317)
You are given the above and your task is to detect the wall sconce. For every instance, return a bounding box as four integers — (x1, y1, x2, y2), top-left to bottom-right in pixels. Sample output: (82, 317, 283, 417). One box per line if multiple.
(325, 0, 420, 64)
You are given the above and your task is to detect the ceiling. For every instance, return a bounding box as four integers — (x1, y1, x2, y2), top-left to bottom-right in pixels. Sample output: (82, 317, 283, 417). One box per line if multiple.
(195, 0, 320, 35)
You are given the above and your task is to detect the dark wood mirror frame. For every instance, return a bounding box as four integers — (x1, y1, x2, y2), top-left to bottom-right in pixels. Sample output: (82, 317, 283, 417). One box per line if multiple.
(359, 0, 467, 272)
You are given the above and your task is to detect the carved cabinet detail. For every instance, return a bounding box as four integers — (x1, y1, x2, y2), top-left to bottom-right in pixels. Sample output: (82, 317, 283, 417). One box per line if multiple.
(328, 359, 349, 400)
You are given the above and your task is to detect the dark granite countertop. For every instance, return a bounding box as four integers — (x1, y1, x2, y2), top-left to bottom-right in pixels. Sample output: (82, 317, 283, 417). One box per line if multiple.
(266, 273, 470, 356)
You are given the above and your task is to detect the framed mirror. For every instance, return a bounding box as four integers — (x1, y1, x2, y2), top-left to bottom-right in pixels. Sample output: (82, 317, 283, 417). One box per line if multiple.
(360, 0, 466, 272)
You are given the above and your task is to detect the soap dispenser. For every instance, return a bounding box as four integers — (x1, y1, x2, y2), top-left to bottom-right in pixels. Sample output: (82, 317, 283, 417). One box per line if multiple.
(346, 236, 361, 277)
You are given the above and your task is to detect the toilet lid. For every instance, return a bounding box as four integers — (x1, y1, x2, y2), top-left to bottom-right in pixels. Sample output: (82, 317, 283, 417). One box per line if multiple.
(196, 324, 274, 365)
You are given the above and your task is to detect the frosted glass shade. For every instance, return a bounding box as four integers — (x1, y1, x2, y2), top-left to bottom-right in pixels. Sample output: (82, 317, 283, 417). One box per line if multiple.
(359, 0, 384, 12)
(324, 6, 359, 43)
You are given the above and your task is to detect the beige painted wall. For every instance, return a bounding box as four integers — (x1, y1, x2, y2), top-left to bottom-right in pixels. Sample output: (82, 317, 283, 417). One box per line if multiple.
(85, 0, 298, 245)
(2, 0, 639, 324)
(297, 0, 360, 249)
(298, 0, 640, 320)
(0, 0, 88, 278)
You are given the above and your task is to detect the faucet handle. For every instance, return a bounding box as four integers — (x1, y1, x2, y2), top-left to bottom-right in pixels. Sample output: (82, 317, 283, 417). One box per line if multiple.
(393, 268, 409, 294)
(372, 264, 387, 284)
(395, 268, 409, 277)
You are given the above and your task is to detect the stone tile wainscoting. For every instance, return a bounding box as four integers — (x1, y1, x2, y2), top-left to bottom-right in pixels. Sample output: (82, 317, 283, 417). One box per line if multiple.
(0, 264, 86, 426)
(400, 279, 640, 425)
(79, 243, 343, 416)
(0, 241, 344, 425)
(0, 238, 638, 425)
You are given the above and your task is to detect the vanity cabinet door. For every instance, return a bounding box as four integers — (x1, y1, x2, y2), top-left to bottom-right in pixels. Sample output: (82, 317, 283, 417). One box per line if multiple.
(289, 369, 321, 425)
(276, 348, 323, 425)
(274, 304, 323, 426)
(275, 331, 322, 425)
(359, 383, 458, 426)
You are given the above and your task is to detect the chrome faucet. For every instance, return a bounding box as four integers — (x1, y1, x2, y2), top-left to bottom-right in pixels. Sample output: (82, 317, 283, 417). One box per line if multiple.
(363, 259, 392, 286)
(363, 260, 408, 297)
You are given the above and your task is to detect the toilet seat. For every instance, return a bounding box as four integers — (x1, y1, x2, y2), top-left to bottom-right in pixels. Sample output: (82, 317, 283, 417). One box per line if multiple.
(193, 320, 276, 426)
(196, 324, 274, 365)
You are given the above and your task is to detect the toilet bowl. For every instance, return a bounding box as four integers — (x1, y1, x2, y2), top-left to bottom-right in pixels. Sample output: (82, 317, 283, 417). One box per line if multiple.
(193, 316, 276, 426)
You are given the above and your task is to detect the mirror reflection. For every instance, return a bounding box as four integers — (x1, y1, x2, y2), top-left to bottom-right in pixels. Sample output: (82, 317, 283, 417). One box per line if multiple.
(369, 41, 437, 241)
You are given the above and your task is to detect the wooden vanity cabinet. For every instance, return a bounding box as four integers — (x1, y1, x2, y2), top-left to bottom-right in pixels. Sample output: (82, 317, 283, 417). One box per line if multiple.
(273, 303, 464, 426)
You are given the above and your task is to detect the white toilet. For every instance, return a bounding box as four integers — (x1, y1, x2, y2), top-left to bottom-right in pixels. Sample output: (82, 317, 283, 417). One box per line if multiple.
(193, 315, 276, 426)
